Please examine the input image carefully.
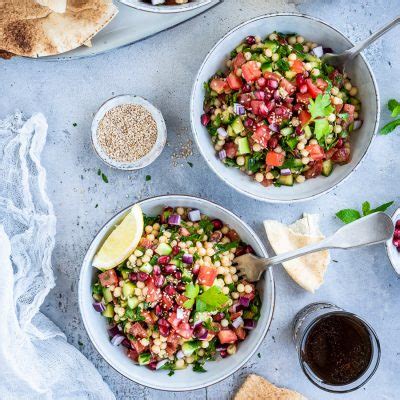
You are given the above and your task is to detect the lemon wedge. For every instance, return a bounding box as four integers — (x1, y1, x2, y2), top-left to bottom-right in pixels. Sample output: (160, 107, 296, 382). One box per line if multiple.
(93, 204, 144, 270)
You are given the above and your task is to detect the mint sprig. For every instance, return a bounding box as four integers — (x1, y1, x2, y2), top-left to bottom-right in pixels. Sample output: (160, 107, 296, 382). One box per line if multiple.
(380, 99, 400, 135)
(336, 200, 394, 224)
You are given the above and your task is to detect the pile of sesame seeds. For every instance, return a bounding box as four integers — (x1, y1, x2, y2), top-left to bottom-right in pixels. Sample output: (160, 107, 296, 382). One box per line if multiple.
(97, 104, 158, 163)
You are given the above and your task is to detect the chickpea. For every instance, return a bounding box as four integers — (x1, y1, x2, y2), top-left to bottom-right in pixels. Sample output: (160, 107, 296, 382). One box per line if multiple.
(255, 172, 264, 183)
(271, 53, 280, 62)
(288, 36, 297, 45)
(296, 175, 305, 183)
(236, 156, 245, 166)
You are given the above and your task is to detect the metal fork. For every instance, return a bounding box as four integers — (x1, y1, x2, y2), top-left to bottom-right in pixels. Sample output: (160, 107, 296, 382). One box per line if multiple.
(322, 16, 400, 71)
(234, 212, 394, 282)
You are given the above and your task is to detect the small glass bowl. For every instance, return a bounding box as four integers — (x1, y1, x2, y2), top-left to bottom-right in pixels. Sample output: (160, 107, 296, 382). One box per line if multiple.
(386, 207, 400, 274)
(91, 94, 167, 170)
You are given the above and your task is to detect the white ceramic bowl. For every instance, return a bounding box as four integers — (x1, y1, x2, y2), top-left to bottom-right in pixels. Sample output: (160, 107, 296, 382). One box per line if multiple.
(79, 195, 275, 391)
(91, 95, 167, 170)
(190, 13, 380, 203)
(386, 207, 400, 274)
(118, 0, 212, 13)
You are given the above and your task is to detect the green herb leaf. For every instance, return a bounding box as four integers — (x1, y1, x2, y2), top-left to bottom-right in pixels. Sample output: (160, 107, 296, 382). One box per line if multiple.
(72, 122, 77, 127)
(368, 201, 394, 214)
(183, 283, 200, 309)
(335, 209, 361, 224)
(196, 286, 229, 312)
(199, 219, 214, 235)
(362, 201, 370, 216)
(308, 94, 334, 119)
(97, 169, 101, 176)
(145, 175, 151, 181)
(101, 173, 108, 183)
(193, 362, 207, 373)
(168, 371, 175, 377)
(388, 99, 400, 117)
(276, 59, 290, 71)
(338, 113, 349, 121)
(187, 162, 194, 168)
(257, 353, 261, 358)
(214, 241, 239, 254)
(314, 118, 330, 141)
(380, 118, 400, 135)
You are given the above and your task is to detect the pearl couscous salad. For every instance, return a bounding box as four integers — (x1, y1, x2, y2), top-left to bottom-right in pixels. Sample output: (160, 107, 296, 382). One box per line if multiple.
(92, 206, 261, 374)
(201, 32, 363, 187)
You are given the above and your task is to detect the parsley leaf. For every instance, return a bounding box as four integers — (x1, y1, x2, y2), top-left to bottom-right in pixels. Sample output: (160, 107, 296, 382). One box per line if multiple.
(388, 99, 400, 117)
(314, 118, 330, 141)
(308, 94, 334, 119)
(199, 219, 214, 235)
(145, 175, 151, 181)
(183, 283, 200, 309)
(196, 286, 229, 312)
(336, 201, 394, 224)
(214, 241, 239, 254)
(193, 362, 207, 373)
(380, 119, 400, 135)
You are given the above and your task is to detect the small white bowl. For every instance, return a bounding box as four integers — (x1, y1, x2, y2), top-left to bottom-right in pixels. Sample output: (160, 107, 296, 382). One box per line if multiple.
(79, 195, 275, 391)
(91, 95, 167, 170)
(386, 207, 400, 274)
(118, 0, 212, 14)
(190, 13, 380, 203)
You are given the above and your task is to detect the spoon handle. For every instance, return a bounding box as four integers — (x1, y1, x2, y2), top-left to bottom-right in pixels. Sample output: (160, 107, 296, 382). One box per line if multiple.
(345, 16, 400, 61)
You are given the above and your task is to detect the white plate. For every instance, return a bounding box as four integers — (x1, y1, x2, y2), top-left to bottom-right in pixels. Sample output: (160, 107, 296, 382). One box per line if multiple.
(43, 1, 220, 60)
(386, 207, 400, 274)
(119, 0, 213, 14)
(190, 13, 380, 203)
(79, 195, 275, 391)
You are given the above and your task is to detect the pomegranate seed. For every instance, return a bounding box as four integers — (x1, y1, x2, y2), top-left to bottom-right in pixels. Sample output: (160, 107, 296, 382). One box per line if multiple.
(285, 96, 294, 104)
(154, 274, 165, 288)
(148, 361, 157, 370)
(295, 126, 303, 135)
(254, 90, 265, 100)
(176, 282, 186, 292)
(158, 255, 171, 265)
(129, 272, 138, 282)
(172, 245, 180, 256)
(164, 285, 176, 296)
(268, 136, 279, 149)
(201, 114, 210, 126)
(137, 272, 149, 282)
(155, 304, 163, 316)
(257, 77, 266, 87)
(296, 73, 305, 86)
(275, 107, 284, 116)
(235, 247, 246, 257)
(246, 35, 256, 45)
(163, 264, 177, 274)
(192, 265, 200, 275)
(220, 350, 228, 358)
(158, 318, 169, 327)
(258, 102, 270, 117)
(336, 138, 344, 148)
(242, 83, 252, 93)
(395, 220, 400, 229)
(393, 230, 400, 240)
(266, 79, 278, 89)
(293, 103, 303, 113)
(393, 239, 400, 247)
(273, 90, 281, 100)
(245, 245, 255, 254)
(153, 265, 161, 275)
(213, 312, 224, 322)
(299, 84, 308, 94)
(211, 219, 223, 230)
(244, 118, 254, 128)
(174, 270, 182, 280)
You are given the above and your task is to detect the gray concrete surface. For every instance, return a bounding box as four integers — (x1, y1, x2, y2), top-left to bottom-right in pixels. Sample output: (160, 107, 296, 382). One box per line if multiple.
(1, 0, 400, 399)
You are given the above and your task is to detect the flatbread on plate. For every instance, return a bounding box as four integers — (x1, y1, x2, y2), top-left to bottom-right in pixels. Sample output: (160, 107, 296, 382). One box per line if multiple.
(264, 214, 330, 293)
(34, 0, 67, 13)
(0, 0, 118, 57)
(234, 374, 307, 400)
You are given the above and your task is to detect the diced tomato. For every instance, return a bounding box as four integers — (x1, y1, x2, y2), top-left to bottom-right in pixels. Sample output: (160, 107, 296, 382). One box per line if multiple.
(145, 278, 161, 303)
(251, 125, 271, 148)
(210, 78, 228, 94)
(329, 69, 344, 88)
(139, 238, 152, 249)
(251, 100, 266, 116)
(127, 348, 139, 362)
(238, 93, 252, 108)
(343, 104, 355, 123)
(176, 294, 188, 307)
(304, 160, 323, 179)
(168, 312, 181, 329)
(98, 269, 119, 287)
(162, 293, 174, 309)
(218, 329, 238, 344)
(261, 178, 274, 187)
(141, 310, 157, 326)
(325, 148, 336, 160)
(235, 326, 247, 341)
(129, 322, 148, 339)
(299, 110, 311, 126)
(232, 52, 246, 70)
(227, 229, 240, 242)
(131, 339, 147, 354)
(241, 291, 255, 301)
(316, 78, 328, 91)
(331, 146, 351, 164)
(176, 322, 193, 339)
(224, 142, 237, 159)
(296, 92, 311, 105)
(279, 78, 296, 95)
(290, 59, 305, 74)
(263, 71, 281, 81)
(306, 144, 325, 161)
(230, 311, 243, 321)
(167, 332, 180, 346)
(305, 78, 322, 99)
(266, 151, 285, 167)
(241, 61, 262, 82)
(198, 265, 218, 286)
(334, 103, 344, 113)
(227, 72, 242, 90)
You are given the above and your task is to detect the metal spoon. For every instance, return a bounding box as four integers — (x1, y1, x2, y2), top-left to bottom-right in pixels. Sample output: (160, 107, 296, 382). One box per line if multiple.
(234, 212, 394, 282)
(322, 16, 400, 70)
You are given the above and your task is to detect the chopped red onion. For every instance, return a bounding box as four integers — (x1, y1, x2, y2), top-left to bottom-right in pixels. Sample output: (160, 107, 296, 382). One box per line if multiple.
(254, 90, 265, 101)
(269, 123, 280, 133)
(156, 359, 170, 370)
(182, 253, 193, 264)
(231, 303, 243, 313)
(121, 338, 131, 349)
(111, 334, 125, 346)
(218, 150, 227, 160)
(311, 46, 324, 58)
(108, 325, 121, 337)
(280, 168, 292, 176)
(193, 324, 208, 340)
(239, 296, 251, 308)
(353, 120, 363, 130)
(188, 209, 201, 222)
(216, 344, 228, 352)
(217, 127, 228, 137)
(244, 319, 257, 330)
(234, 103, 246, 115)
(168, 214, 181, 226)
(92, 302, 106, 313)
(176, 350, 185, 359)
(232, 316, 244, 329)
(148, 361, 157, 370)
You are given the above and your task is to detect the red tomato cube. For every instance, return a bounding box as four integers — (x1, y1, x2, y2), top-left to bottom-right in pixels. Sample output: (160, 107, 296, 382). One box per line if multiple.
(241, 61, 262, 82)
(98, 269, 119, 287)
(218, 329, 238, 344)
(198, 265, 218, 286)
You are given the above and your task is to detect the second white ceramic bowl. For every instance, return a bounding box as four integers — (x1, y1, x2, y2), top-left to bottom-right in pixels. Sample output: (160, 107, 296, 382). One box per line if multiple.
(79, 195, 275, 391)
(190, 13, 380, 203)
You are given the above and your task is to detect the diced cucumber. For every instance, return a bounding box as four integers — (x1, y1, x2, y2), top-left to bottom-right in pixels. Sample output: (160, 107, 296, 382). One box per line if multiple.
(278, 174, 294, 186)
(285, 70, 297, 80)
(102, 303, 114, 318)
(156, 243, 172, 256)
(235, 43, 246, 53)
(182, 269, 193, 283)
(138, 353, 151, 366)
(258, 54, 268, 64)
(231, 116, 245, 134)
(280, 126, 294, 136)
(227, 125, 235, 137)
(182, 341, 200, 357)
(304, 54, 319, 63)
(238, 137, 250, 155)
(221, 109, 231, 124)
(120, 269, 130, 280)
(322, 160, 334, 177)
(140, 263, 153, 274)
(127, 296, 139, 309)
(103, 287, 113, 304)
(122, 282, 136, 298)
(263, 40, 279, 52)
(303, 125, 312, 137)
(261, 62, 273, 73)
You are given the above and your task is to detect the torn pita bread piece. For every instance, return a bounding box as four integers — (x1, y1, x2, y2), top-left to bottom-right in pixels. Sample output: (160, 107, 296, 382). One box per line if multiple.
(234, 374, 307, 400)
(264, 214, 330, 293)
(0, 0, 118, 58)
(34, 0, 67, 13)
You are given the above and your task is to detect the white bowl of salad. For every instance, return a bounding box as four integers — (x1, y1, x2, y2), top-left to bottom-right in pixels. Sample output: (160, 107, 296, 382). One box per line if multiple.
(190, 13, 380, 203)
(79, 195, 275, 391)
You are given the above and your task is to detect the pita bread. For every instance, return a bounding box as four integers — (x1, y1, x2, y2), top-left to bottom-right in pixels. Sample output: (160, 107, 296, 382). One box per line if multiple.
(0, 0, 118, 57)
(34, 0, 67, 13)
(234, 374, 307, 400)
(264, 214, 330, 293)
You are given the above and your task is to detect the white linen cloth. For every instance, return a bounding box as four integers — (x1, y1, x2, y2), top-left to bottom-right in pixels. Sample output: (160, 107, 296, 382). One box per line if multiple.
(0, 112, 115, 400)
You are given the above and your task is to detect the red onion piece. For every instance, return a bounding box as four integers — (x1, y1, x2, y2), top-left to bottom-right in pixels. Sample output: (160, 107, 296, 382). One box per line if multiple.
(163, 264, 177, 275)
(121, 338, 131, 349)
(353, 120, 363, 130)
(218, 149, 227, 160)
(266, 79, 278, 89)
(188, 209, 201, 222)
(239, 296, 251, 308)
(216, 344, 228, 352)
(269, 123, 280, 133)
(233, 103, 246, 115)
(243, 319, 257, 330)
(153, 265, 161, 275)
(108, 325, 120, 337)
(193, 324, 208, 340)
(156, 359, 170, 370)
(176, 350, 185, 359)
(168, 214, 181, 226)
(280, 168, 292, 176)
(111, 334, 125, 346)
(311, 46, 324, 58)
(217, 127, 228, 137)
(182, 253, 193, 264)
(92, 302, 106, 313)
(232, 316, 244, 329)
(148, 361, 157, 370)
(254, 90, 265, 101)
